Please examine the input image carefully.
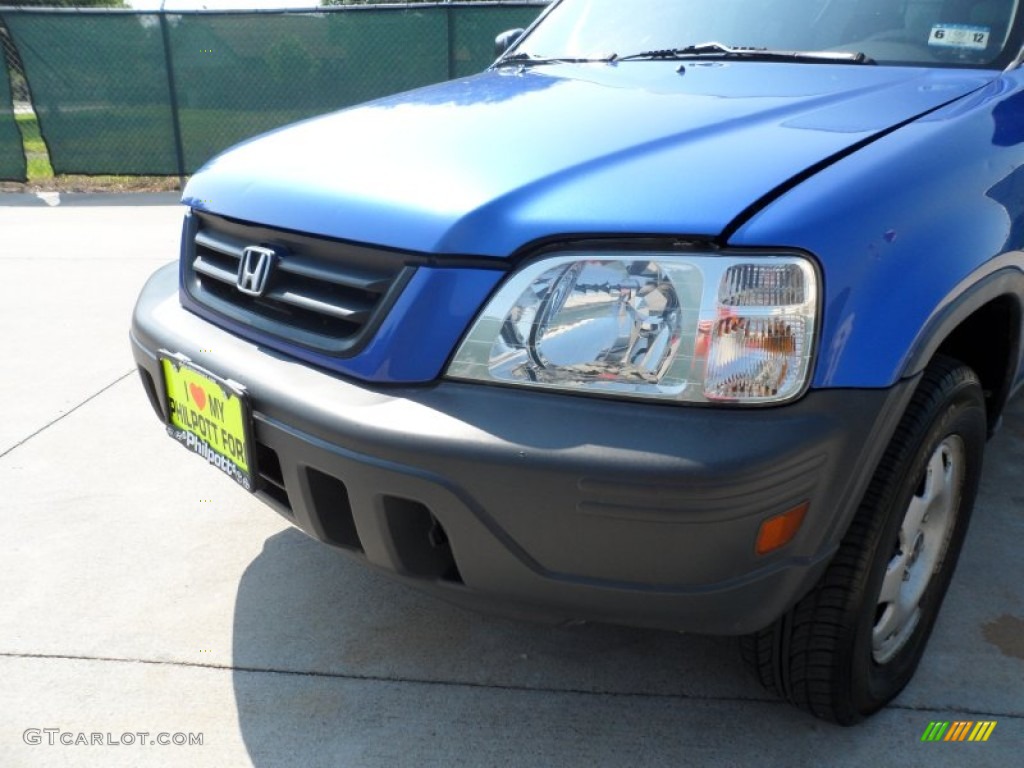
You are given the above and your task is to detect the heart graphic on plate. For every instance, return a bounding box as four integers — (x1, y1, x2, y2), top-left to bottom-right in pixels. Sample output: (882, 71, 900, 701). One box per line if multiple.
(189, 382, 207, 411)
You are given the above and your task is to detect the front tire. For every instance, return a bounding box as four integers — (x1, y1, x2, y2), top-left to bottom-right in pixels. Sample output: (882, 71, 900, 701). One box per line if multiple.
(741, 356, 986, 724)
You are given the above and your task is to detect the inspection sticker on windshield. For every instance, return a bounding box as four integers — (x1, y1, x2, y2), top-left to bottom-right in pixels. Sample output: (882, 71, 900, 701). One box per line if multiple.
(161, 355, 255, 491)
(929, 24, 990, 50)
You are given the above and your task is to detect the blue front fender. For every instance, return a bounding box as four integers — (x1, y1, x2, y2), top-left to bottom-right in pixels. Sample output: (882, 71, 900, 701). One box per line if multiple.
(730, 73, 1024, 391)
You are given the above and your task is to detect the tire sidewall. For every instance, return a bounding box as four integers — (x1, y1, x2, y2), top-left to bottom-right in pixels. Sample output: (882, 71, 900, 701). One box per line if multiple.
(846, 374, 986, 717)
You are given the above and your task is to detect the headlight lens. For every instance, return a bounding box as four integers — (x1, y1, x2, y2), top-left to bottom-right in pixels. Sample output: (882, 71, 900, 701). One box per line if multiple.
(447, 251, 818, 404)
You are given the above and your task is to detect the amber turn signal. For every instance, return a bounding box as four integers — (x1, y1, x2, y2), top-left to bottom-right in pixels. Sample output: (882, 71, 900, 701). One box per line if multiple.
(756, 502, 809, 555)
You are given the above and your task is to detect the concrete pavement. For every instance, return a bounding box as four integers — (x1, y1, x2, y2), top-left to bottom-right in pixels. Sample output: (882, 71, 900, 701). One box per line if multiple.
(0, 197, 1021, 767)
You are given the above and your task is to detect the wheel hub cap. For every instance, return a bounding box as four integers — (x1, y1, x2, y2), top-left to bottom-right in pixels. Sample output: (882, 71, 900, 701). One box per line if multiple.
(872, 436, 964, 664)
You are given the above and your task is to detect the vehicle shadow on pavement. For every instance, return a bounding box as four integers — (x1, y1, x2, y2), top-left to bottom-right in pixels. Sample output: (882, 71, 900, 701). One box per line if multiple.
(228, 528, 789, 765)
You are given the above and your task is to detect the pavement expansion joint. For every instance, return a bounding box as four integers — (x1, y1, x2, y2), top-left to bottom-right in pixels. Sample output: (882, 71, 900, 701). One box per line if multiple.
(6, 650, 1022, 719)
(0, 370, 134, 460)
(1, 650, 787, 707)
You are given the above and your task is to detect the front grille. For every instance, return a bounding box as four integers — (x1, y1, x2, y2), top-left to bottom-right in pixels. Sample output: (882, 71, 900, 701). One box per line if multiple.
(184, 212, 415, 355)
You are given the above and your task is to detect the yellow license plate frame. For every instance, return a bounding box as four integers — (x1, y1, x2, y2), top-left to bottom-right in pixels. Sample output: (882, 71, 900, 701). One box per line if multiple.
(160, 354, 256, 492)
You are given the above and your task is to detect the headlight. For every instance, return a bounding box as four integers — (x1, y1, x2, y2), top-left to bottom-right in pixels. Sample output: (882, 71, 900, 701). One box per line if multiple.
(447, 251, 818, 404)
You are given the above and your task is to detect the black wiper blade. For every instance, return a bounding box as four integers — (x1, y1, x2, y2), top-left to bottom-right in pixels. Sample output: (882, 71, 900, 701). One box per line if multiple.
(494, 52, 618, 68)
(619, 42, 734, 60)
(619, 42, 874, 65)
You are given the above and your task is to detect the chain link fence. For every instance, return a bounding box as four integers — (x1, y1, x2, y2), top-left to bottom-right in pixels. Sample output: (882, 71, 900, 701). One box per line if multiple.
(0, 2, 547, 181)
(0, 22, 25, 181)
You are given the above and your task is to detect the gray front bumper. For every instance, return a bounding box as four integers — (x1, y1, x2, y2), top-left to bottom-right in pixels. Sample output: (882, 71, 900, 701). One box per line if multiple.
(131, 263, 915, 634)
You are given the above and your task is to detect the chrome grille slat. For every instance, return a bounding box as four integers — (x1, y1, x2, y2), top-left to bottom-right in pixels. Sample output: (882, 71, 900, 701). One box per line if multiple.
(195, 229, 246, 259)
(184, 212, 413, 356)
(193, 255, 238, 285)
(276, 257, 391, 294)
(266, 288, 373, 322)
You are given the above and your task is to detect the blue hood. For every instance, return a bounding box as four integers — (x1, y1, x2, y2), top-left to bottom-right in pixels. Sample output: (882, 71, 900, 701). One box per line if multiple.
(185, 62, 993, 257)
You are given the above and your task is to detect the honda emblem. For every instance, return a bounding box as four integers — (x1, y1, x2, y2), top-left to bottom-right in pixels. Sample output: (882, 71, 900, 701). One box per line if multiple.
(236, 246, 276, 297)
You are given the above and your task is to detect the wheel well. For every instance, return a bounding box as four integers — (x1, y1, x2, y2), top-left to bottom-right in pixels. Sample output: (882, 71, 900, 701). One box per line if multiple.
(934, 295, 1020, 434)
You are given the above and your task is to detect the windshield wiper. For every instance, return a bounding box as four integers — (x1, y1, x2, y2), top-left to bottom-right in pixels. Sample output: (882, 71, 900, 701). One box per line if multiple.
(494, 52, 618, 68)
(618, 42, 874, 65)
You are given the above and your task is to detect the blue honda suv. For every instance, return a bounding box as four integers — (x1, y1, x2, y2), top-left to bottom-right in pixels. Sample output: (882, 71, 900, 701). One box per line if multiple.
(130, 0, 1024, 723)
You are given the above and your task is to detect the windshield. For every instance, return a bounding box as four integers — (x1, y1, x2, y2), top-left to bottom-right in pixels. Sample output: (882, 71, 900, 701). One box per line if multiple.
(515, 0, 1023, 68)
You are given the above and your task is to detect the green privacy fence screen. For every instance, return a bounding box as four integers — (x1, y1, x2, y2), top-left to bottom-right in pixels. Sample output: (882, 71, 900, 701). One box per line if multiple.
(0, 41, 24, 182)
(0, 2, 547, 180)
